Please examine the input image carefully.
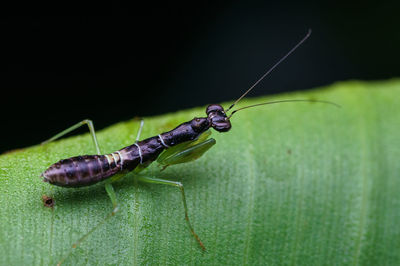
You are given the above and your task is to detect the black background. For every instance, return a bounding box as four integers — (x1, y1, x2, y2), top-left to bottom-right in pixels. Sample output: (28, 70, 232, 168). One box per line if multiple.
(1, 0, 399, 153)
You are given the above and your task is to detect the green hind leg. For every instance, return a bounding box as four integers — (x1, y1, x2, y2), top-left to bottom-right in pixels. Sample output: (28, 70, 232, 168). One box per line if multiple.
(136, 175, 206, 251)
(56, 120, 145, 265)
(41, 118, 144, 154)
(41, 119, 102, 154)
(57, 178, 125, 265)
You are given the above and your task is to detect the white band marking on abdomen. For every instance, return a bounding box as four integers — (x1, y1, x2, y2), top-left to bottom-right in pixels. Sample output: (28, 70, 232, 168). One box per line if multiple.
(116, 151, 124, 170)
(158, 134, 170, 148)
(134, 143, 143, 164)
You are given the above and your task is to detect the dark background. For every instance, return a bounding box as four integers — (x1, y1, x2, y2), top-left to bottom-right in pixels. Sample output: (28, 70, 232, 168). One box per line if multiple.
(1, 1, 399, 153)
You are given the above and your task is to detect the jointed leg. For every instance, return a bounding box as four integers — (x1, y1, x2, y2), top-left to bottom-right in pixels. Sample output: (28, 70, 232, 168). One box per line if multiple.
(53, 119, 145, 264)
(135, 119, 144, 143)
(105, 183, 119, 215)
(136, 175, 205, 251)
(41, 119, 101, 155)
(157, 137, 216, 170)
(57, 182, 120, 265)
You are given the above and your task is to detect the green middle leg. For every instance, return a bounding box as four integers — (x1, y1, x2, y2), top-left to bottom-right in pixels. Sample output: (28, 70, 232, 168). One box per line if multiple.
(135, 119, 144, 142)
(136, 175, 206, 251)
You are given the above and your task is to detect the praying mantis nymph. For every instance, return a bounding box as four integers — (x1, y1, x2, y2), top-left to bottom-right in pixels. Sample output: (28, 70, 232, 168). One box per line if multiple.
(40, 29, 339, 265)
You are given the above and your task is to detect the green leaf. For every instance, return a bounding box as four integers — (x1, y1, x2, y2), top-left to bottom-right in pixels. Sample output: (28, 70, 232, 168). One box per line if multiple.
(1, 80, 399, 265)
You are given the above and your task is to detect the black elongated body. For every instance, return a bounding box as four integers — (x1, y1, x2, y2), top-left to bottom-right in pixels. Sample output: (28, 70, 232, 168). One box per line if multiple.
(41, 105, 231, 187)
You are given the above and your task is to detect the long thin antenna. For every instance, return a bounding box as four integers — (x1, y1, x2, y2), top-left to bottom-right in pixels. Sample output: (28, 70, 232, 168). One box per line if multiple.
(227, 99, 340, 119)
(225, 29, 312, 114)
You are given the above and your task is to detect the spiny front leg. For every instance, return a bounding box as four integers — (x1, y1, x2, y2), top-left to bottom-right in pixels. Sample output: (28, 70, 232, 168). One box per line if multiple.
(157, 131, 216, 170)
(136, 175, 206, 251)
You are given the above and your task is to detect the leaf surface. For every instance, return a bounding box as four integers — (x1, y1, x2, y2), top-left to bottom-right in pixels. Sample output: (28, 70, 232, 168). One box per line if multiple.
(0, 80, 399, 265)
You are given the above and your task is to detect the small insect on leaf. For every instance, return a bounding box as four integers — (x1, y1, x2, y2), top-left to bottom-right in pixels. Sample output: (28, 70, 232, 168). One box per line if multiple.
(36, 29, 333, 264)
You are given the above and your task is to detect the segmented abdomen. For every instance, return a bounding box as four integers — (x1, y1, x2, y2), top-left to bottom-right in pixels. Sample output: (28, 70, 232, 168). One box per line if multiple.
(41, 153, 122, 188)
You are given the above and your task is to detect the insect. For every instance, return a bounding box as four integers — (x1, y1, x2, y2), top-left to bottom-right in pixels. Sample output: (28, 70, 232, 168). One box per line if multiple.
(40, 29, 338, 264)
